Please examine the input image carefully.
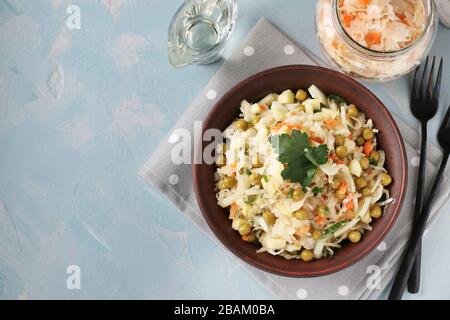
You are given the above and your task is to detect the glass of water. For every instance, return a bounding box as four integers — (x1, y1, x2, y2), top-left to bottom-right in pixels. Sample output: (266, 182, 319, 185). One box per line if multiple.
(168, 0, 238, 68)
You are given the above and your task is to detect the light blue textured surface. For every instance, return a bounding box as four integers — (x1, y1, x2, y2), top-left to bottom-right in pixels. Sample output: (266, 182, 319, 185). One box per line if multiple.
(0, 0, 449, 299)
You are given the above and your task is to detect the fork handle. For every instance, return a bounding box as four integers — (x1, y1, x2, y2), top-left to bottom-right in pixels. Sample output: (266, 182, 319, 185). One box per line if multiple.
(389, 151, 449, 300)
(407, 121, 427, 293)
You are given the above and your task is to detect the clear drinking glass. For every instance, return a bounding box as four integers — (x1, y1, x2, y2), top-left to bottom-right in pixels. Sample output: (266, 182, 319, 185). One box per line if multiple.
(168, 0, 238, 68)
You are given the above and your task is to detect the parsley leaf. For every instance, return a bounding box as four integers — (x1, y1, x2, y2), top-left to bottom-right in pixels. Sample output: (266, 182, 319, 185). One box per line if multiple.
(270, 130, 329, 187)
(305, 145, 329, 167)
(369, 157, 378, 165)
(328, 94, 347, 105)
(312, 187, 324, 195)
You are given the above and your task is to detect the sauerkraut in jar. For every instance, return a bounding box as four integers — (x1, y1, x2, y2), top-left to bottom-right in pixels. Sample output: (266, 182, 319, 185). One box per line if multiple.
(316, 0, 437, 80)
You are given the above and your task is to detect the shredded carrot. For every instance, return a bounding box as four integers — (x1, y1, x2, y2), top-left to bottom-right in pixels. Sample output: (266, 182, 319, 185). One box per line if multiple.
(332, 40, 340, 49)
(395, 12, 409, 25)
(346, 200, 354, 210)
(344, 193, 354, 211)
(271, 122, 302, 133)
(363, 141, 373, 156)
(259, 104, 268, 111)
(339, 182, 348, 193)
(331, 153, 346, 165)
(342, 13, 355, 28)
(365, 32, 382, 46)
(288, 124, 303, 131)
(310, 136, 324, 144)
(324, 119, 337, 129)
(230, 203, 238, 219)
(242, 235, 250, 241)
(360, 0, 371, 5)
(315, 216, 326, 225)
(271, 122, 285, 131)
(295, 225, 311, 236)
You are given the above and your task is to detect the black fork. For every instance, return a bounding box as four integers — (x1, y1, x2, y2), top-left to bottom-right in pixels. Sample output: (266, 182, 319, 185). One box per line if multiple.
(389, 104, 450, 300)
(407, 56, 443, 293)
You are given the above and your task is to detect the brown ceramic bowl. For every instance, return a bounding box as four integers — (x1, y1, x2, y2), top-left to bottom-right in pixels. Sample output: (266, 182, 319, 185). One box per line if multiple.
(193, 65, 407, 277)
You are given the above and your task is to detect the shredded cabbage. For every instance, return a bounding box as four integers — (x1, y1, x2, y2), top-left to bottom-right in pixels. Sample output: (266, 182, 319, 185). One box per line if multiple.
(215, 85, 393, 260)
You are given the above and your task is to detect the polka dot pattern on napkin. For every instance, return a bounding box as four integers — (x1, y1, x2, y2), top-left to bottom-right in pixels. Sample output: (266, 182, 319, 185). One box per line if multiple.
(296, 288, 308, 299)
(338, 285, 349, 296)
(283, 44, 294, 55)
(169, 174, 179, 185)
(206, 89, 217, 100)
(377, 241, 387, 252)
(243, 46, 255, 56)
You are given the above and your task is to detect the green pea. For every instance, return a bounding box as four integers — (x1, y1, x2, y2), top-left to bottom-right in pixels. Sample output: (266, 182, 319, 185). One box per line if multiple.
(238, 223, 251, 236)
(348, 230, 361, 243)
(219, 177, 236, 190)
(355, 177, 367, 189)
(359, 157, 370, 170)
(369, 151, 380, 164)
(344, 210, 356, 220)
(362, 187, 372, 196)
(370, 205, 382, 219)
(335, 188, 346, 200)
(235, 119, 248, 131)
(295, 89, 308, 102)
(243, 232, 256, 242)
(292, 188, 304, 201)
(356, 136, 365, 146)
(363, 128, 374, 140)
(294, 208, 310, 220)
(300, 249, 314, 262)
(381, 173, 392, 186)
(335, 146, 348, 159)
(329, 177, 341, 189)
(262, 210, 276, 225)
(312, 229, 322, 240)
(317, 205, 329, 217)
(335, 134, 346, 147)
(347, 105, 359, 117)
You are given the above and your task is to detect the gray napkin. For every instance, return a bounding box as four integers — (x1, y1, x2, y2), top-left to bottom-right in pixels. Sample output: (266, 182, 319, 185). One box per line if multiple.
(436, 0, 450, 28)
(139, 17, 450, 300)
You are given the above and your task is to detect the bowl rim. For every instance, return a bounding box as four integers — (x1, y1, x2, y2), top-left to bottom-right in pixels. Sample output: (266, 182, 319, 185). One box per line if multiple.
(192, 64, 408, 277)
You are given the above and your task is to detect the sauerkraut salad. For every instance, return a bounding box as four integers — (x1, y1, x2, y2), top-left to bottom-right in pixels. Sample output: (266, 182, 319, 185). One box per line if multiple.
(338, 0, 426, 52)
(316, 0, 435, 80)
(214, 85, 394, 261)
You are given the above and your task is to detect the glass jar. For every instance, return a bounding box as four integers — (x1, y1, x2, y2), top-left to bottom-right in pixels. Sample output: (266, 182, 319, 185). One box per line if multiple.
(316, 0, 438, 81)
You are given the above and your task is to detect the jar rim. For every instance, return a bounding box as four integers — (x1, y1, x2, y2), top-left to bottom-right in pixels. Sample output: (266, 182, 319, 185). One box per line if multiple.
(332, 0, 436, 57)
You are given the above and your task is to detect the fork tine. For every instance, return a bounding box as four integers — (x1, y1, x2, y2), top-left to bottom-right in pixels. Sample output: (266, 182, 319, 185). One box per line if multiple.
(433, 57, 444, 101)
(442, 104, 450, 129)
(419, 56, 429, 99)
(411, 65, 420, 102)
(427, 56, 436, 100)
